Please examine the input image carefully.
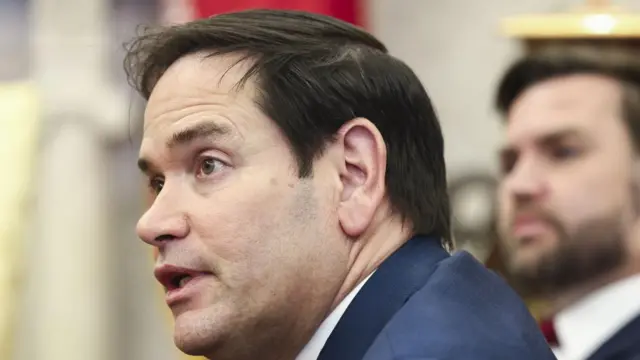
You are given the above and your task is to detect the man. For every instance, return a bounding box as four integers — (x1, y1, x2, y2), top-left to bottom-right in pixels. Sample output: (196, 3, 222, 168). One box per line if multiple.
(495, 45, 640, 360)
(126, 9, 554, 360)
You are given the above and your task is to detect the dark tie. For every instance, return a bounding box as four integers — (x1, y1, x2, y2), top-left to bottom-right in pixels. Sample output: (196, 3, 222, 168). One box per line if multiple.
(539, 318, 559, 347)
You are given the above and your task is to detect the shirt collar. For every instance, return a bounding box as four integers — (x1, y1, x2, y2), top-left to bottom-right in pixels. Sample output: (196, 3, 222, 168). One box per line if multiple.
(296, 271, 375, 360)
(554, 273, 640, 360)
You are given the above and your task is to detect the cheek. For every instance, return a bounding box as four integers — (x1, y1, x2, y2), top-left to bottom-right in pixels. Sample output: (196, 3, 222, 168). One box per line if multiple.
(193, 189, 282, 251)
(552, 171, 627, 230)
(189, 176, 308, 279)
(496, 190, 512, 231)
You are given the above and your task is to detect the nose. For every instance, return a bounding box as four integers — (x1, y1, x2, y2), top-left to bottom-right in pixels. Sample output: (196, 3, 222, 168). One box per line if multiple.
(504, 157, 549, 206)
(136, 190, 189, 248)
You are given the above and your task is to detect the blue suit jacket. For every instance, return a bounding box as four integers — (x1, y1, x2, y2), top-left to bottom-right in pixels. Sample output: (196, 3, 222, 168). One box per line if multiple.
(317, 236, 556, 360)
(588, 314, 640, 360)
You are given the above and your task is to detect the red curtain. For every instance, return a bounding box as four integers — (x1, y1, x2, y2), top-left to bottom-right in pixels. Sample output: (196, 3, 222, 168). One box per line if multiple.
(192, 0, 364, 27)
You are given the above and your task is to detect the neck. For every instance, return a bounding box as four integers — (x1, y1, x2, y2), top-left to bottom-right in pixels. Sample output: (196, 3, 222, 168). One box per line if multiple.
(207, 348, 299, 360)
(544, 222, 640, 316)
(205, 319, 313, 360)
(330, 214, 411, 310)
(547, 258, 640, 316)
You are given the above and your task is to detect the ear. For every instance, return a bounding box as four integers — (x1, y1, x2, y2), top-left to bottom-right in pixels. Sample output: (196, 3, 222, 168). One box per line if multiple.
(336, 118, 387, 237)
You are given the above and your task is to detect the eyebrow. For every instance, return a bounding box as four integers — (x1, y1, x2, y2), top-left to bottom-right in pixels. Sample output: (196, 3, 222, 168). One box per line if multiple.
(498, 129, 584, 159)
(167, 121, 231, 149)
(137, 121, 232, 175)
(538, 129, 583, 147)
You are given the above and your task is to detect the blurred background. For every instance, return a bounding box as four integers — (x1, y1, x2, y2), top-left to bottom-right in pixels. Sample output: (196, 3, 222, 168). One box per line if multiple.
(2, 0, 640, 359)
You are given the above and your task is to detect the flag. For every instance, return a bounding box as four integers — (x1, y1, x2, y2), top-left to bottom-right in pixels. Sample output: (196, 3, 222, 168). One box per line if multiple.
(193, 0, 365, 27)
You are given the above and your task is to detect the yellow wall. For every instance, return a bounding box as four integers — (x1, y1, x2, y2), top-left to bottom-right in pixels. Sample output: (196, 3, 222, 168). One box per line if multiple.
(0, 82, 40, 359)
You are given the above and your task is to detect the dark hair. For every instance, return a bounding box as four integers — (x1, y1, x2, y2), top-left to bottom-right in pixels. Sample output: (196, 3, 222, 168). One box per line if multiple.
(496, 45, 640, 150)
(124, 9, 451, 247)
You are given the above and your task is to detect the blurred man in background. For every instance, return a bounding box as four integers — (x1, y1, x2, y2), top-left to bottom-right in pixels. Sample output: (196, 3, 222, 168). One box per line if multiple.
(496, 45, 640, 360)
(126, 9, 554, 360)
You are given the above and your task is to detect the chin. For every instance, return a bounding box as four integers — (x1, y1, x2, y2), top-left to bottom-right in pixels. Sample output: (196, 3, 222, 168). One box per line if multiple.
(511, 247, 544, 269)
(509, 241, 558, 277)
(173, 308, 226, 357)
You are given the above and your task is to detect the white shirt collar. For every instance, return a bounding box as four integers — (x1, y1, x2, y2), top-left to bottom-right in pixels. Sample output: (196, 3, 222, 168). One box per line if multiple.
(553, 273, 640, 360)
(296, 271, 375, 360)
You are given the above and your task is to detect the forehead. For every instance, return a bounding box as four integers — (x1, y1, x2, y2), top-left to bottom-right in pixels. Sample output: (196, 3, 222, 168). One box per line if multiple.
(505, 74, 624, 145)
(144, 52, 256, 127)
(139, 53, 279, 156)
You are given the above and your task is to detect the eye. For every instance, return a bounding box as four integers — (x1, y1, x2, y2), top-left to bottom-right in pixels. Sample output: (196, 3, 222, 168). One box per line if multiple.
(501, 158, 516, 176)
(196, 156, 226, 178)
(148, 176, 164, 194)
(550, 145, 581, 160)
(500, 151, 518, 176)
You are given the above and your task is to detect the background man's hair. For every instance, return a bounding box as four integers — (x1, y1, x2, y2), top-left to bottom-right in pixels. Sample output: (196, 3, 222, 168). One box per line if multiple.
(495, 45, 640, 151)
(124, 9, 451, 247)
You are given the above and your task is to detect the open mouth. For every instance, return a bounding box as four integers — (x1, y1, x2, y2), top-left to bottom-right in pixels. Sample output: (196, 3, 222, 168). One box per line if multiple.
(170, 274, 194, 290)
(154, 266, 206, 292)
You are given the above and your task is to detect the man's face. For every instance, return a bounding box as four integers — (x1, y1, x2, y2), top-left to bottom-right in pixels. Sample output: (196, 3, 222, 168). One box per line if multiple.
(497, 74, 636, 294)
(136, 53, 352, 359)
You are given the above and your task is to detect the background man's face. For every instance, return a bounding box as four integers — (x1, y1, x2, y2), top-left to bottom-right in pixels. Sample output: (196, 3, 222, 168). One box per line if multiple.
(136, 53, 351, 359)
(497, 74, 636, 294)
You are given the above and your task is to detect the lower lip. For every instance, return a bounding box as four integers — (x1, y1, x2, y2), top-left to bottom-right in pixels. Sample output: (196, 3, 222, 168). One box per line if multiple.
(513, 221, 552, 240)
(165, 275, 209, 307)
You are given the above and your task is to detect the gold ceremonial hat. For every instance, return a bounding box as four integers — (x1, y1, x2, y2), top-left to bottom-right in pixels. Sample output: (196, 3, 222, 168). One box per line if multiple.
(502, 0, 640, 39)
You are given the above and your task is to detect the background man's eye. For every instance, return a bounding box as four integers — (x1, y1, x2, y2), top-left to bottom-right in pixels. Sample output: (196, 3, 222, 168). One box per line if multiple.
(500, 152, 518, 176)
(501, 158, 516, 175)
(551, 146, 580, 160)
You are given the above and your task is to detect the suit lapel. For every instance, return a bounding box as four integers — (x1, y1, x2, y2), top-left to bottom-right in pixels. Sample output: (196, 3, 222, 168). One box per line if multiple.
(317, 236, 449, 360)
(588, 315, 640, 360)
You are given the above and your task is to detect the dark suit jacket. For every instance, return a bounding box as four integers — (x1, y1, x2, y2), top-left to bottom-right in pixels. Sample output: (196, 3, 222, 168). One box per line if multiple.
(589, 315, 640, 360)
(317, 236, 556, 360)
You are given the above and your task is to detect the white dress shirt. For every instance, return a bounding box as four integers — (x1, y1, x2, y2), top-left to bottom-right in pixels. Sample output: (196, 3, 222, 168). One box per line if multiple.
(296, 272, 375, 360)
(552, 273, 640, 360)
